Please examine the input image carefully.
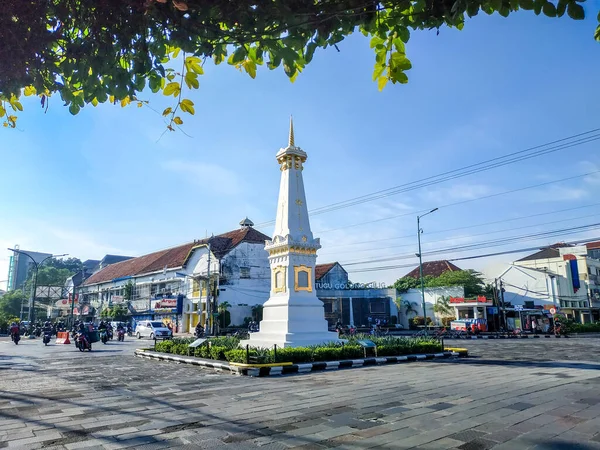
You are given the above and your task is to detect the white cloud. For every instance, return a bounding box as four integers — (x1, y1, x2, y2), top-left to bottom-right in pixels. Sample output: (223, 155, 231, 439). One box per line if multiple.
(162, 160, 241, 195)
(419, 183, 492, 203)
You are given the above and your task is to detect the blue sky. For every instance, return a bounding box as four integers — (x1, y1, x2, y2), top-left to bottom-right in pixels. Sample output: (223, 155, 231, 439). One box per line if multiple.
(1, 9, 600, 289)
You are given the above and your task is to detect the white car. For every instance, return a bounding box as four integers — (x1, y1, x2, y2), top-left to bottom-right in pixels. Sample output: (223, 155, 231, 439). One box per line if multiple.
(135, 321, 172, 339)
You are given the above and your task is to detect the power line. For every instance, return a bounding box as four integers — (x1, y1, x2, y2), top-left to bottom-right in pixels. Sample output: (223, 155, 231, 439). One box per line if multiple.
(255, 128, 600, 227)
(322, 202, 600, 249)
(341, 223, 600, 266)
(316, 169, 600, 234)
(319, 212, 600, 256)
(347, 236, 600, 274)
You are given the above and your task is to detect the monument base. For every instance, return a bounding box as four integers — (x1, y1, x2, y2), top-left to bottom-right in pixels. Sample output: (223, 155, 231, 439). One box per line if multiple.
(239, 295, 342, 348)
(240, 330, 341, 349)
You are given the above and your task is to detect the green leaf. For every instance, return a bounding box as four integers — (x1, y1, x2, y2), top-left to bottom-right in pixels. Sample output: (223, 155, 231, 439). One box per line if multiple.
(542, 2, 556, 17)
(489, 0, 503, 10)
(372, 63, 386, 81)
(173, 116, 183, 125)
(556, 0, 567, 16)
(243, 60, 257, 79)
(397, 27, 410, 43)
(162, 107, 172, 116)
(11, 101, 23, 112)
(0, 104, 5, 117)
(567, 3, 584, 20)
(305, 42, 317, 64)
(377, 75, 388, 91)
(184, 71, 199, 89)
(595, 25, 600, 42)
(69, 103, 80, 115)
(391, 71, 409, 84)
(185, 56, 204, 75)
(163, 82, 180, 97)
(228, 47, 248, 64)
(390, 52, 412, 70)
(180, 99, 195, 115)
(24, 86, 36, 96)
(370, 36, 385, 49)
(91, 98, 98, 107)
(520, 0, 535, 10)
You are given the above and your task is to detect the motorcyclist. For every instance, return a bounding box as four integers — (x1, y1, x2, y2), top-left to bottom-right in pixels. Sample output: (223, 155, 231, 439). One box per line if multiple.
(43, 320, 52, 334)
(195, 322, 204, 337)
(77, 321, 90, 346)
(9, 322, 20, 339)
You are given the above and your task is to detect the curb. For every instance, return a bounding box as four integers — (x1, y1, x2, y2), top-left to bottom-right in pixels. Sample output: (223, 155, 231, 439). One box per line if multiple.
(134, 349, 457, 377)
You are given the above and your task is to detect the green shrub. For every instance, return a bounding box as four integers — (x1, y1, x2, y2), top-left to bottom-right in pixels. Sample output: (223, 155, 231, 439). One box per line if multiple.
(224, 349, 248, 363)
(566, 322, 600, 333)
(209, 345, 228, 361)
(340, 345, 363, 359)
(193, 344, 211, 358)
(312, 347, 343, 362)
(274, 347, 314, 364)
(412, 316, 433, 326)
(155, 340, 174, 353)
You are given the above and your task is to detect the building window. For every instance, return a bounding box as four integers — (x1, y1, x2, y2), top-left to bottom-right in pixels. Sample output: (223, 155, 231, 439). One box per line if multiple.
(324, 302, 333, 314)
(370, 300, 385, 314)
(240, 267, 250, 279)
(192, 279, 200, 297)
(524, 301, 534, 309)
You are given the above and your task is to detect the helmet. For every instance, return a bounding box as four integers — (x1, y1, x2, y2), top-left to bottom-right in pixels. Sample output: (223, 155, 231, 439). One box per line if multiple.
(45, 321, 50, 326)
(10, 322, 16, 327)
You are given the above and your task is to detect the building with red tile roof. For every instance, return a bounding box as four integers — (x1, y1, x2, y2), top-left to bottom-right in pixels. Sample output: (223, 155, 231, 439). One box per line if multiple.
(403, 260, 462, 279)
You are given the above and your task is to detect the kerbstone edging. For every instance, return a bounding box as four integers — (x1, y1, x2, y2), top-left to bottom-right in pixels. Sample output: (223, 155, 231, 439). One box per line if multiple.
(134, 349, 457, 377)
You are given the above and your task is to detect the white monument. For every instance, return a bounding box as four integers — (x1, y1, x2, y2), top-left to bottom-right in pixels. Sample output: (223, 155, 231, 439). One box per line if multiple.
(241, 118, 341, 348)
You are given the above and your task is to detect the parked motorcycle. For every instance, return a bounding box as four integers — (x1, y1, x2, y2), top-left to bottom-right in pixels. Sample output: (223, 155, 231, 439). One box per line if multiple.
(100, 329, 109, 344)
(117, 328, 125, 342)
(76, 333, 92, 352)
(42, 331, 51, 346)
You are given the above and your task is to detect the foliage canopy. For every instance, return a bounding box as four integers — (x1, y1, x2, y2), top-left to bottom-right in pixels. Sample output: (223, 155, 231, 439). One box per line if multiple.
(0, 0, 596, 129)
(393, 269, 488, 297)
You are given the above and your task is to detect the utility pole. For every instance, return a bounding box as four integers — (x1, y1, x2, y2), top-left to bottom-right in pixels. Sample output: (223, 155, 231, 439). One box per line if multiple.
(417, 208, 438, 335)
(205, 242, 212, 336)
(499, 279, 506, 330)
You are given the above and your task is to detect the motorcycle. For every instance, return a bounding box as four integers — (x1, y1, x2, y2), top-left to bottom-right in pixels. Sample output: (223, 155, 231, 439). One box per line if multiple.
(194, 326, 205, 338)
(117, 329, 125, 342)
(107, 327, 114, 340)
(76, 333, 92, 352)
(42, 331, 51, 346)
(34, 326, 42, 338)
(100, 329, 108, 344)
(11, 333, 20, 345)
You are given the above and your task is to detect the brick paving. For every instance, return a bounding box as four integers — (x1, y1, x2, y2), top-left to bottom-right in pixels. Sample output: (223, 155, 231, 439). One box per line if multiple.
(1, 338, 600, 448)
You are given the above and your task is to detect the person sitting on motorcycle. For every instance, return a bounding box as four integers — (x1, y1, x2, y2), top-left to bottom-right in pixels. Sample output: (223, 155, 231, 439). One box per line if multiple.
(98, 320, 107, 331)
(77, 322, 90, 344)
(195, 323, 204, 337)
(9, 322, 19, 339)
(43, 320, 52, 334)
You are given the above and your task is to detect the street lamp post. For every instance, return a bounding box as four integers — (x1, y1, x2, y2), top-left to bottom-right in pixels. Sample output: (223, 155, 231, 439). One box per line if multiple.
(416, 208, 438, 336)
(7, 249, 67, 325)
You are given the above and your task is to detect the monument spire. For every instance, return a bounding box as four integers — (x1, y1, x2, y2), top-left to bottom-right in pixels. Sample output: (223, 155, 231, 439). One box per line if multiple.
(289, 116, 295, 147)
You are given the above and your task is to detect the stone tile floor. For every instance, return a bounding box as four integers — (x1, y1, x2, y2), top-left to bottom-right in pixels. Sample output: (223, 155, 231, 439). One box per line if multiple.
(1, 337, 600, 449)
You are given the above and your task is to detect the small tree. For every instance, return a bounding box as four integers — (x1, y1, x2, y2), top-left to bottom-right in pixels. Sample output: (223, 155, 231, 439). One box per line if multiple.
(251, 304, 263, 322)
(433, 296, 454, 316)
(218, 301, 231, 328)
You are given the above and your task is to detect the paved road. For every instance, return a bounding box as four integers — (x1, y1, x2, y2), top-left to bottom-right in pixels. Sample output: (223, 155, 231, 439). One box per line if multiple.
(2, 337, 600, 449)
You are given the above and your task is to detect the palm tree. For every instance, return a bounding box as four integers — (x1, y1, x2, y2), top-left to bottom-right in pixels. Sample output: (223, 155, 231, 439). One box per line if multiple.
(217, 301, 231, 329)
(402, 299, 419, 318)
(433, 296, 454, 324)
(251, 304, 263, 322)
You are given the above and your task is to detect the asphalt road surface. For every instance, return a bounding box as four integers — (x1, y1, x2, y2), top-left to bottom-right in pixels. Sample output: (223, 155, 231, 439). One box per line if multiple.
(1, 336, 600, 449)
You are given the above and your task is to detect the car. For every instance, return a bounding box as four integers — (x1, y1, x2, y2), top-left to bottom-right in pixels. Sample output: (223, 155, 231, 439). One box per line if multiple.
(135, 321, 172, 339)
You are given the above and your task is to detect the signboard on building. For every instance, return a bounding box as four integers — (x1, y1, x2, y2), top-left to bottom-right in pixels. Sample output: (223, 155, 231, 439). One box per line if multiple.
(112, 295, 124, 304)
(154, 298, 177, 309)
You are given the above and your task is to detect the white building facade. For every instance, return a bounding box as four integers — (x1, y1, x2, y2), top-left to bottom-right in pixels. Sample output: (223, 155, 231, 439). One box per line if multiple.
(79, 221, 271, 333)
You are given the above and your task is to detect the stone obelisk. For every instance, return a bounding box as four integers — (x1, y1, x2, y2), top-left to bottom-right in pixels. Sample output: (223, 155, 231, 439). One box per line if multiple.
(242, 118, 340, 348)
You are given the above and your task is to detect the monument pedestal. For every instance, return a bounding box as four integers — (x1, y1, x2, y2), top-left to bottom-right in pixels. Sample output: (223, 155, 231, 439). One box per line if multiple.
(241, 295, 340, 348)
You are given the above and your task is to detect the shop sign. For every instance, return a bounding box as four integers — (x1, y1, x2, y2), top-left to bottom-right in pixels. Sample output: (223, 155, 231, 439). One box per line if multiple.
(514, 305, 524, 311)
(487, 307, 498, 314)
(450, 296, 491, 304)
(154, 298, 177, 309)
(154, 308, 176, 314)
(112, 295, 124, 304)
